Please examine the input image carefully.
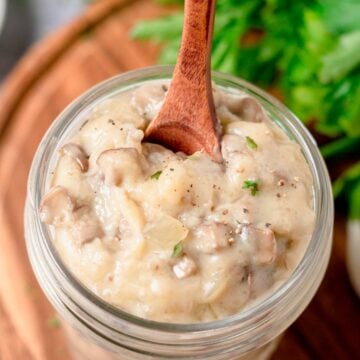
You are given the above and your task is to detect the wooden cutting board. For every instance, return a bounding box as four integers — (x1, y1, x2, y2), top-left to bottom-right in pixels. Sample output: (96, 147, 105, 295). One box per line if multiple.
(0, 0, 359, 359)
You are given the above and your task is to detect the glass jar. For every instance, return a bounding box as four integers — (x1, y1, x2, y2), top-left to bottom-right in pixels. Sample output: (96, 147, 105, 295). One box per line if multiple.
(25, 66, 334, 359)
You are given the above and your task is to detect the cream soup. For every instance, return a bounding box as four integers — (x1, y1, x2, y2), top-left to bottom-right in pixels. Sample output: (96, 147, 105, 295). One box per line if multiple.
(40, 81, 315, 323)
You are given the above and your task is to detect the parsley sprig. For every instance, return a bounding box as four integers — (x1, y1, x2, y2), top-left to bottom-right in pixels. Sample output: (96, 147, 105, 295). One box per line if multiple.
(242, 180, 260, 196)
(245, 136, 258, 149)
(171, 242, 183, 258)
(150, 170, 162, 180)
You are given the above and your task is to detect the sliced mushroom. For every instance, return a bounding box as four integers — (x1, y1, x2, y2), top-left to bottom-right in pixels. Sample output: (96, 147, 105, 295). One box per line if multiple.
(60, 143, 89, 172)
(173, 255, 197, 279)
(39, 186, 75, 226)
(221, 134, 245, 158)
(131, 83, 166, 121)
(210, 265, 251, 314)
(96, 148, 143, 186)
(195, 222, 232, 254)
(225, 96, 266, 122)
(142, 143, 178, 164)
(70, 208, 103, 245)
(240, 225, 277, 265)
(247, 267, 274, 297)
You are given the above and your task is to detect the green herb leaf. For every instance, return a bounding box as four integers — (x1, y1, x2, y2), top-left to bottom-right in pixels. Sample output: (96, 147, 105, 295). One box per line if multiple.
(320, 30, 360, 83)
(150, 170, 162, 180)
(333, 162, 360, 198)
(349, 182, 360, 220)
(321, 0, 360, 33)
(171, 242, 183, 258)
(242, 180, 260, 196)
(245, 136, 258, 149)
(131, 14, 183, 42)
(320, 137, 360, 159)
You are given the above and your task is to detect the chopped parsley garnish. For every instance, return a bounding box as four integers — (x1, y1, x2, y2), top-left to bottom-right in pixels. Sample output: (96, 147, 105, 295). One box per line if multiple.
(245, 136, 258, 149)
(150, 170, 162, 180)
(171, 242, 183, 258)
(242, 180, 259, 196)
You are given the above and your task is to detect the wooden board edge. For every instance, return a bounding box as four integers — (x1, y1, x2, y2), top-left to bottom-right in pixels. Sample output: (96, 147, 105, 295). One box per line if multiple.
(0, 0, 137, 137)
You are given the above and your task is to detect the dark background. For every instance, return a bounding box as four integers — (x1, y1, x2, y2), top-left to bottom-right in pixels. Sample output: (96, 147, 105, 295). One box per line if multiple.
(0, 0, 85, 81)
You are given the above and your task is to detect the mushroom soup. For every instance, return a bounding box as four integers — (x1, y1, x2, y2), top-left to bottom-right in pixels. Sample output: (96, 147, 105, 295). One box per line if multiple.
(40, 81, 315, 323)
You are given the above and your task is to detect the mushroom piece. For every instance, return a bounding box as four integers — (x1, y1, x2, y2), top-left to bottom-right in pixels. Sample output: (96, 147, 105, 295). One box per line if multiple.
(196, 222, 233, 254)
(210, 265, 251, 314)
(70, 208, 103, 245)
(96, 148, 143, 186)
(142, 143, 178, 164)
(131, 83, 166, 121)
(240, 225, 277, 265)
(225, 96, 266, 123)
(60, 143, 89, 172)
(247, 268, 274, 297)
(221, 134, 245, 158)
(173, 255, 197, 279)
(39, 186, 75, 226)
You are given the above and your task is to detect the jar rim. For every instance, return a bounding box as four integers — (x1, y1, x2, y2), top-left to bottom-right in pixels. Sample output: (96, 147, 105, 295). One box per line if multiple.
(26, 65, 333, 337)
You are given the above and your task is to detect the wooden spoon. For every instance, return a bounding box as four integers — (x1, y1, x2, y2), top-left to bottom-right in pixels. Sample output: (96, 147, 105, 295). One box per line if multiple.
(144, 0, 222, 161)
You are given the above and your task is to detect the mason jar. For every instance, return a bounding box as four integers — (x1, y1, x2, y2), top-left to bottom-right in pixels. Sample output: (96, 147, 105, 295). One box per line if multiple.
(25, 66, 334, 359)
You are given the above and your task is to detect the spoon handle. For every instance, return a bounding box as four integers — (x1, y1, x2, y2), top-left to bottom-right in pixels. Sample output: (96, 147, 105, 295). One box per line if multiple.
(177, 0, 215, 86)
(145, 0, 221, 161)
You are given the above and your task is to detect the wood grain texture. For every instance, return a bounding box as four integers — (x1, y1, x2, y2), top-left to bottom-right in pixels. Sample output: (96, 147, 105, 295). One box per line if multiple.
(145, 0, 221, 161)
(0, 0, 359, 359)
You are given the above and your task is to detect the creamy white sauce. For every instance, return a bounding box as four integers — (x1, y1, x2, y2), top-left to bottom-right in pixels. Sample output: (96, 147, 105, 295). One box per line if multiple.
(40, 81, 315, 323)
